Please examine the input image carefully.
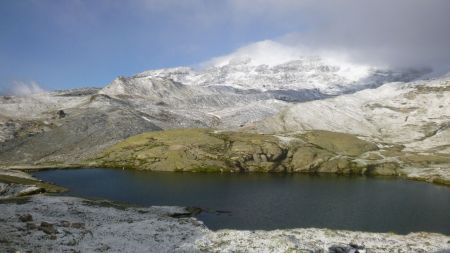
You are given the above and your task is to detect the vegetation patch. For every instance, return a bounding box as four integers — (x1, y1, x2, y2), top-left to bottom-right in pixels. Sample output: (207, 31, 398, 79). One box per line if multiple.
(298, 130, 379, 156)
(88, 128, 450, 187)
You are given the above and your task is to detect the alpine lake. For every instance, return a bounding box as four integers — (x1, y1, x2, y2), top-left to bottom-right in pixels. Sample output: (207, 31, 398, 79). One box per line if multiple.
(34, 168, 450, 235)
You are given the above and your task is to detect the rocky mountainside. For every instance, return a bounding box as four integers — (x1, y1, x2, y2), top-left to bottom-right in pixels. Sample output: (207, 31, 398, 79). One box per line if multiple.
(253, 74, 450, 154)
(0, 91, 161, 164)
(0, 42, 447, 177)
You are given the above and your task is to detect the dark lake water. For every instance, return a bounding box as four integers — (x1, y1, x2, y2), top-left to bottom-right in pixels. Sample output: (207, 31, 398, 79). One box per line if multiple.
(33, 168, 450, 235)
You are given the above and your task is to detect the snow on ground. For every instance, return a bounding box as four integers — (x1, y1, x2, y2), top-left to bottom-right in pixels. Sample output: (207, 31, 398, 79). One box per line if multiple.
(136, 40, 427, 94)
(254, 74, 450, 153)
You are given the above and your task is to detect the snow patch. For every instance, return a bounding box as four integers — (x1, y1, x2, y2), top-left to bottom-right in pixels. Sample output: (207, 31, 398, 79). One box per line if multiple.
(141, 116, 152, 122)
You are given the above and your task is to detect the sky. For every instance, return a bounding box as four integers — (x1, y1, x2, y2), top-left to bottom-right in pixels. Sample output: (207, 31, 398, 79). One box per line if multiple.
(1, 0, 450, 94)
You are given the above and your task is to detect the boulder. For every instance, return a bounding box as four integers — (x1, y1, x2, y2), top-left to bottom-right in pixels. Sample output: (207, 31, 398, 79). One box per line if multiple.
(17, 186, 45, 196)
(39, 222, 58, 235)
(18, 214, 33, 222)
(290, 146, 333, 172)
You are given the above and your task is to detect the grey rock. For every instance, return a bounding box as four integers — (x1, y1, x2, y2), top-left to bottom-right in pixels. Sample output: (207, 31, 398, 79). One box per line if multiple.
(18, 214, 33, 222)
(328, 244, 365, 253)
(39, 222, 58, 235)
(60, 220, 70, 227)
(58, 110, 66, 119)
(96, 243, 111, 252)
(26, 222, 37, 230)
(70, 222, 85, 229)
(18, 186, 44, 196)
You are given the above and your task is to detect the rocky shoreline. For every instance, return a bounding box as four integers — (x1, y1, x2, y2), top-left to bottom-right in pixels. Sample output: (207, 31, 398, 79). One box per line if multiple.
(1, 127, 449, 190)
(1, 193, 449, 253)
(0, 168, 449, 252)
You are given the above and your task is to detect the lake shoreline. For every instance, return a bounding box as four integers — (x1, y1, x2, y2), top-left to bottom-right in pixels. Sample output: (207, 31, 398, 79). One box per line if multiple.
(2, 128, 450, 189)
(31, 168, 450, 234)
(1, 166, 450, 251)
(2, 162, 449, 187)
(1, 194, 449, 252)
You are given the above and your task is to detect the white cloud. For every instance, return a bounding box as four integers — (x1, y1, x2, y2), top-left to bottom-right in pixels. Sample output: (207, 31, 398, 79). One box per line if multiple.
(144, 0, 447, 71)
(133, 0, 450, 70)
(228, 0, 450, 69)
(21, 0, 450, 74)
(202, 40, 373, 82)
(1, 81, 46, 96)
(205, 40, 308, 67)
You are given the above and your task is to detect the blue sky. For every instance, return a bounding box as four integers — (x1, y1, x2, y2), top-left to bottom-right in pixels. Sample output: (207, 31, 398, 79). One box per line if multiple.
(0, 0, 306, 91)
(1, 0, 449, 93)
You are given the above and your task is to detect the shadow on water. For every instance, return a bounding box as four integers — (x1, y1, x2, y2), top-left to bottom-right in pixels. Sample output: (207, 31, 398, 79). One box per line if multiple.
(33, 168, 450, 235)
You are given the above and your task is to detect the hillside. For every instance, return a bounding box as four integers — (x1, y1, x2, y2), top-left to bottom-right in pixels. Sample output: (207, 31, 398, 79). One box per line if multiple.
(0, 43, 448, 187)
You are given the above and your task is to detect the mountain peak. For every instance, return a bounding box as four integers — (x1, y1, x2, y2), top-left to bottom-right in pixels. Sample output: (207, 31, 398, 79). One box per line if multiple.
(206, 40, 307, 67)
(132, 41, 426, 94)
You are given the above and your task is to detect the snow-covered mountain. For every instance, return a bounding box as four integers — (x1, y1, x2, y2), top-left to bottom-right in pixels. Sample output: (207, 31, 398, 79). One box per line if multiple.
(135, 41, 429, 94)
(94, 40, 431, 134)
(0, 40, 446, 166)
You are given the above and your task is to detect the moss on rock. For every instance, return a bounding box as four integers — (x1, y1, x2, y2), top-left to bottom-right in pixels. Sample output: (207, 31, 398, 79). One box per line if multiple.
(398, 153, 450, 166)
(366, 162, 399, 176)
(94, 128, 289, 172)
(289, 146, 333, 172)
(90, 128, 449, 187)
(300, 130, 379, 156)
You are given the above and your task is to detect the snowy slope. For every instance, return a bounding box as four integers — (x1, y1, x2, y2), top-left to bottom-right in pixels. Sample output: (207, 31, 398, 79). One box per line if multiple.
(253, 74, 450, 153)
(93, 40, 440, 141)
(136, 41, 428, 94)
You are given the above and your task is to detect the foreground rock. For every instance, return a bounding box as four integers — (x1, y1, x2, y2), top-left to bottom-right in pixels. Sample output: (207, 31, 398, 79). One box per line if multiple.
(0, 195, 207, 253)
(195, 229, 450, 253)
(0, 195, 448, 253)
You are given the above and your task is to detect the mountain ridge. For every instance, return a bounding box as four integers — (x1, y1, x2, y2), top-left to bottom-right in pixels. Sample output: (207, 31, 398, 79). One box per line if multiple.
(0, 44, 449, 188)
